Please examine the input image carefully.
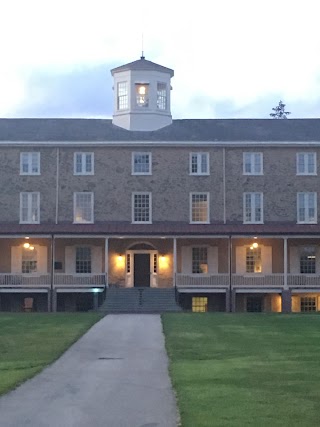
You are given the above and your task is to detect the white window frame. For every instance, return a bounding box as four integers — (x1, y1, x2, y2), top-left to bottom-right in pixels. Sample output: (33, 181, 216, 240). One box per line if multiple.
(20, 192, 40, 224)
(20, 152, 40, 175)
(157, 82, 167, 110)
(243, 152, 263, 175)
(73, 192, 94, 224)
(74, 152, 94, 175)
(297, 192, 317, 224)
(243, 192, 263, 224)
(132, 192, 152, 224)
(190, 192, 210, 224)
(190, 153, 209, 175)
(132, 152, 152, 175)
(117, 81, 128, 110)
(296, 152, 317, 175)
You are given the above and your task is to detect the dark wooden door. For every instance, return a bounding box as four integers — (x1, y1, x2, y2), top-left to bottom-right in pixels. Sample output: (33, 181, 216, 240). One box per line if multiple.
(134, 254, 150, 287)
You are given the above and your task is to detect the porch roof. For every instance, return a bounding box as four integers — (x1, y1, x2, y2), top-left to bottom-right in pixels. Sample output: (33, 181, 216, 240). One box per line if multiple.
(2, 222, 320, 236)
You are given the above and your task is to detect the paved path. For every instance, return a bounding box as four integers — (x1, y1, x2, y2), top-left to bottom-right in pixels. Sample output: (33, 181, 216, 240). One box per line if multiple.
(0, 315, 178, 427)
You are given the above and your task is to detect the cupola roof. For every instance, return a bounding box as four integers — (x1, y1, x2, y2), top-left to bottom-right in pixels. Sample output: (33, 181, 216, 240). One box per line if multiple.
(111, 56, 174, 77)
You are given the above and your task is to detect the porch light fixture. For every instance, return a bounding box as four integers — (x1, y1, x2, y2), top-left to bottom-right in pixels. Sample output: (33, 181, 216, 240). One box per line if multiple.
(23, 242, 30, 249)
(252, 242, 259, 249)
(25, 236, 30, 240)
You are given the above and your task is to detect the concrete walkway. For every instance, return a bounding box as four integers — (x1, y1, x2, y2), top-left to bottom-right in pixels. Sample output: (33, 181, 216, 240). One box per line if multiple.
(0, 315, 179, 427)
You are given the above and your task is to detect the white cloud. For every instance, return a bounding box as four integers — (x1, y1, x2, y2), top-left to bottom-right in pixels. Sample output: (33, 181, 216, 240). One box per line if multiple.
(1, 0, 320, 117)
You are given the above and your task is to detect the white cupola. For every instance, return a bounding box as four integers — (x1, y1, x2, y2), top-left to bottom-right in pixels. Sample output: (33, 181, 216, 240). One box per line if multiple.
(111, 56, 174, 131)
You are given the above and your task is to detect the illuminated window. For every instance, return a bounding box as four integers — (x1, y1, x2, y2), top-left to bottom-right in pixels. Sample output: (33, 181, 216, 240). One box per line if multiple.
(74, 153, 94, 175)
(190, 153, 209, 175)
(243, 152, 263, 175)
(22, 247, 37, 273)
(117, 82, 128, 110)
(132, 192, 152, 223)
(20, 192, 40, 224)
(192, 247, 208, 274)
(297, 192, 317, 224)
(296, 153, 316, 175)
(20, 152, 40, 175)
(136, 83, 149, 107)
(157, 83, 167, 110)
(76, 247, 91, 273)
(246, 247, 262, 273)
(190, 193, 209, 223)
(244, 192, 263, 224)
(74, 192, 94, 223)
(132, 152, 151, 175)
(192, 297, 208, 312)
(300, 247, 316, 274)
(300, 297, 316, 312)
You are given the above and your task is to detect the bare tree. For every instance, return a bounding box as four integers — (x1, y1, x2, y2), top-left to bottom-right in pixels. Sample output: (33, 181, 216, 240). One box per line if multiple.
(270, 100, 291, 119)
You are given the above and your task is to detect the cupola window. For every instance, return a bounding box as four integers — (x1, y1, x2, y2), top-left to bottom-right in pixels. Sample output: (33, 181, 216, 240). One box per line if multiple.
(136, 83, 149, 107)
(117, 82, 128, 110)
(157, 83, 167, 110)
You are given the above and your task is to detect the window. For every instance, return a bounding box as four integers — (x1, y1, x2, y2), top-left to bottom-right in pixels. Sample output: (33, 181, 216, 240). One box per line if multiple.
(157, 83, 167, 110)
(300, 297, 316, 312)
(192, 297, 208, 312)
(20, 152, 40, 175)
(192, 247, 208, 273)
(190, 193, 209, 223)
(297, 192, 317, 224)
(153, 254, 158, 274)
(243, 192, 263, 223)
(297, 153, 316, 175)
(117, 82, 128, 110)
(132, 152, 152, 175)
(246, 246, 262, 273)
(20, 192, 40, 224)
(75, 247, 91, 273)
(126, 253, 131, 274)
(74, 153, 94, 175)
(246, 296, 263, 312)
(135, 83, 149, 107)
(300, 247, 316, 274)
(190, 153, 209, 175)
(132, 192, 152, 223)
(22, 247, 37, 273)
(74, 192, 94, 223)
(243, 152, 263, 175)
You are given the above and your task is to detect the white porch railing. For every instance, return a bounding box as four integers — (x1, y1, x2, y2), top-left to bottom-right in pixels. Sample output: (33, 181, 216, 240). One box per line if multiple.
(176, 274, 229, 287)
(54, 274, 106, 286)
(0, 274, 51, 286)
(232, 274, 284, 287)
(287, 275, 320, 287)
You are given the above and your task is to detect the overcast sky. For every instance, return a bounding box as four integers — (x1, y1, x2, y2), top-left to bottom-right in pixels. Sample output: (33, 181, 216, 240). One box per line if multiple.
(1, 0, 320, 119)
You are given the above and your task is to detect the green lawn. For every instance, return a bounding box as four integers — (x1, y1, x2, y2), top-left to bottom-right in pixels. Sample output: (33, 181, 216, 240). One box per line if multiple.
(0, 313, 101, 396)
(162, 313, 320, 427)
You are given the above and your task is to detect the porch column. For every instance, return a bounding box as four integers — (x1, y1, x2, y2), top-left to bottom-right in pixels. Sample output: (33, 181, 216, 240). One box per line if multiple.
(225, 289, 231, 313)
(281, 289, 292, 313)
(105, 237, 109, 286)
(52, 290, 57, 312)
(283, 237, 288, 289)
(231, 289, 236, 313)
(93, 292, 99, 310)
(173, 238, 177, 288)
(50, 235, 55, 313)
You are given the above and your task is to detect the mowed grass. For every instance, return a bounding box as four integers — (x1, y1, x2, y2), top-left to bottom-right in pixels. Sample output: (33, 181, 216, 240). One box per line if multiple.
(0, 313, 101, 396)
(163, 313, 320, 427)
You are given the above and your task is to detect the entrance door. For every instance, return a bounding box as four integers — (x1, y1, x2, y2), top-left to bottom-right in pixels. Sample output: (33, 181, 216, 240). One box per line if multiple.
(134, 253, 150, 287)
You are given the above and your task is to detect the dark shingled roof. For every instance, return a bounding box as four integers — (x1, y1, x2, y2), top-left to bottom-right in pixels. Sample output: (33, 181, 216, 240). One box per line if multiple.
(1, 118, 320, 143)
(110, 57, 174, 76)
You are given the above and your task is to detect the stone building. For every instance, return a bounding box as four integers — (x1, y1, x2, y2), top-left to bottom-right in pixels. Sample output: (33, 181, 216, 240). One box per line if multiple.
(1, 56, 320, 313)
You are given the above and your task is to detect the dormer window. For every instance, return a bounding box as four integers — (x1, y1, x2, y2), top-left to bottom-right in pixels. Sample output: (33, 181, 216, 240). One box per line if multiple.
(157, 83, 167, 110)
(117, 82, 128, 110)
(136, 83, 149, 107)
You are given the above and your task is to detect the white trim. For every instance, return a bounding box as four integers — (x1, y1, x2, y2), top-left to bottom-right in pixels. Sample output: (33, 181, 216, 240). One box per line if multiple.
(243, 192, 264, 224)
(19, 192, 40, 224)
(73, 192, 94, 224)
(131, 152, 152, 175)
(243, 152, 263, 175)
(296, 152, 317, 176)
(189, 192, 210, 224)
(73, 152, 94, 175)
(126, 249, 158, 287)
(20, 152, 40, 175)
(132, 192, 152, 224)
(189, 152, 210, 175)
(297, 192, 317, 224)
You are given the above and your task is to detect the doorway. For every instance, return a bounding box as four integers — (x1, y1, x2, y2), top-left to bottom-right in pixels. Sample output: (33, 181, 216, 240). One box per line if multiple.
(134, 253, 150, 287)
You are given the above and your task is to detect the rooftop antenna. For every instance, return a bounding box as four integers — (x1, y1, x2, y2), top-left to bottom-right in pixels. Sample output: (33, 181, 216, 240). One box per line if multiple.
(141, 33, 145, 59)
